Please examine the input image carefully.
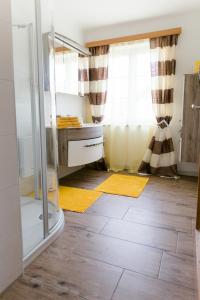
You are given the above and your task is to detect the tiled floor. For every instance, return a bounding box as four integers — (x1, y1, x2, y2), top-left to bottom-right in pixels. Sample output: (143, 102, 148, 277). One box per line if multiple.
(1, 168, 198, 300)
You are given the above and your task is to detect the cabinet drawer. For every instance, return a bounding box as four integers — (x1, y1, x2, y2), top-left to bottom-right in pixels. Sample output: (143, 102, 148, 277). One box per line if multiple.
(68, 137, 103, 167)
(67, 126, 103, 140)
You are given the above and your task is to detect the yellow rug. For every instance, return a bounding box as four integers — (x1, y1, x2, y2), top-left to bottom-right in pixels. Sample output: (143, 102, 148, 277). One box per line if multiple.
(29, 187, 102, 213)
(95, 174, 149, 197)
(59, 186, 102, 212)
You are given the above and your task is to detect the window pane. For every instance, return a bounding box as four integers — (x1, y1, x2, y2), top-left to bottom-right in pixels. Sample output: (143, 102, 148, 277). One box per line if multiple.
(105, 40, 154, 126)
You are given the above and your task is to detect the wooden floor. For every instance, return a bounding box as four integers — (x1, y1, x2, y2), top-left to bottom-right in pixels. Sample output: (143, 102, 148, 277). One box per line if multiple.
(1, 168, 198, 300)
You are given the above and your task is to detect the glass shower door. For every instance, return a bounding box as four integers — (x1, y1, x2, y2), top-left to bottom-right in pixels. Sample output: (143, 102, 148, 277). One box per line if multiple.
(38, 0, 60, 232)
(11, 0, 44, 257)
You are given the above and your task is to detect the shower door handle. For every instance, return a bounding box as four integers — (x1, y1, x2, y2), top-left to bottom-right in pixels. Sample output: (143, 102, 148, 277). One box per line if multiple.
(28, 23, 40, 200)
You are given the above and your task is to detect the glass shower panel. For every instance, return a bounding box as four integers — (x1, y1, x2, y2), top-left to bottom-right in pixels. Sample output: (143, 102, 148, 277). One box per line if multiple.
(40, 0, 60, 231)
(11, 0, 44, 257)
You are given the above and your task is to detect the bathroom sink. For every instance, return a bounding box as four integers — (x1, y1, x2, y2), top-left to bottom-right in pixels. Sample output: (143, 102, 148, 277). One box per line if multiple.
(82, 123, 102, 128)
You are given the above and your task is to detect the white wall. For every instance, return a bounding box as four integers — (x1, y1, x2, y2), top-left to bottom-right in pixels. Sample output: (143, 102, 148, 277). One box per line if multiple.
(0, 0, 23, 293)
(54, 2, 83, 45)
(44, 92, 86, 127)
(84, 10, 200, 176)
(56, 93, 85, 120)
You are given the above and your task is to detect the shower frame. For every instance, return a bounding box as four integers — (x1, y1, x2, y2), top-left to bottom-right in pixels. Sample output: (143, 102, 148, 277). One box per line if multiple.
(12, 0, 64, 266)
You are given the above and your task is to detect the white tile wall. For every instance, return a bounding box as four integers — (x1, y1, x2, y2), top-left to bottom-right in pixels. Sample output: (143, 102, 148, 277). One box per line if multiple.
(0, 0, 11, 23)
(55, 93, 85, 121)
(0, 20, 13, 81)
(0, 186, 22, 292)
(0, 135, 19, 189)
(0, 81, 16, 136)
(0, 0, 23, 294)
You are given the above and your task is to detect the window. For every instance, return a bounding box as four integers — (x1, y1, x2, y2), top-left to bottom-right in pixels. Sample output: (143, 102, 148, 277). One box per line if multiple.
(104, 39, 154, 126)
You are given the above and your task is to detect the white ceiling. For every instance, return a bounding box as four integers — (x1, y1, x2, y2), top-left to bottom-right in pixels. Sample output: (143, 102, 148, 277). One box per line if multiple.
(55, 0, 200, 30)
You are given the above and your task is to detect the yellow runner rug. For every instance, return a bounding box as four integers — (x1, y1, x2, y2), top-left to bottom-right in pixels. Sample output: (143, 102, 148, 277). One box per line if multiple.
(95, 174, 149, 197)
(59, 186, 102, 212)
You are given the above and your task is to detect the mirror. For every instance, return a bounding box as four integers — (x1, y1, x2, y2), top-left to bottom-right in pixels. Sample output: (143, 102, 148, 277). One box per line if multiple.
(54, 33, 90, 96)
(55, 45, 79, 95)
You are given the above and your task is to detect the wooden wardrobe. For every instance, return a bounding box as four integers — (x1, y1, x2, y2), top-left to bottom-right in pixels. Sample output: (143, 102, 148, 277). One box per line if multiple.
(181, 74, 200, 229)
(181, 74, 200, 163)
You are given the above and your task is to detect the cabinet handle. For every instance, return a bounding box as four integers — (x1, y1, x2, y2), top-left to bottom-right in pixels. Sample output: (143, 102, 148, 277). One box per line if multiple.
(84, 142, 103, 148)
(191, 104, 200, 110)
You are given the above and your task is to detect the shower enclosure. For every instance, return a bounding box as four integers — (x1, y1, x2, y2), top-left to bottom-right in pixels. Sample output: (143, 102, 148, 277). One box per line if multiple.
(11, 0, 64, 262)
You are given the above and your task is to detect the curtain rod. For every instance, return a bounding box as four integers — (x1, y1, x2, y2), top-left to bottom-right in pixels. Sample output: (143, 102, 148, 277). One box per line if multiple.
(85, 27, 182, 48)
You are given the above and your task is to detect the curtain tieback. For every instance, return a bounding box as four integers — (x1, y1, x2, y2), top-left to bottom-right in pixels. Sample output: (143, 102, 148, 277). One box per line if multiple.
(157, 119, 169, 129)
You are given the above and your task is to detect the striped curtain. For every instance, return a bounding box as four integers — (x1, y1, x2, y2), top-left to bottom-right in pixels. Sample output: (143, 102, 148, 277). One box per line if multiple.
(89, 45, 109, 123)
(138, 34, 179, 177)
(78, 54, 89, 96)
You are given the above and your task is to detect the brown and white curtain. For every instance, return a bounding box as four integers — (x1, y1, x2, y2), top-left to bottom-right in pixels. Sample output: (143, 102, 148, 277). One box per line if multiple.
(88, 45, 109, 123)
(138, 34, 179, 177)
(78, 54, 89, 96)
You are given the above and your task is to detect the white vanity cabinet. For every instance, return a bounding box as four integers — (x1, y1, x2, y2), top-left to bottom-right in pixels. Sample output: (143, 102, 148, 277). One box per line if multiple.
(57, 124, 103, 170)
(68, 136, 103, 167)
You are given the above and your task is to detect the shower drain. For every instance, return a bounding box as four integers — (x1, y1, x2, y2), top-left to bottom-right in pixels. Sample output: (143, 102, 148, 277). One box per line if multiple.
(39, 213, 53, 220)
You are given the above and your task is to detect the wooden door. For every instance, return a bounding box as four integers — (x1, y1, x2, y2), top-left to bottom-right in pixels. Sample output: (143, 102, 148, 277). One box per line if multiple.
(181, 74, 200, 162)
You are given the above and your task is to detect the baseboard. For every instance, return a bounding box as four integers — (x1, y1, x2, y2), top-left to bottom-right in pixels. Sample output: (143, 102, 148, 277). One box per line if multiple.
(58, 165, 85, 179)
(178, 170, 198, 177)
(178, 162, 198, 177)
(19, 176, 35, 195)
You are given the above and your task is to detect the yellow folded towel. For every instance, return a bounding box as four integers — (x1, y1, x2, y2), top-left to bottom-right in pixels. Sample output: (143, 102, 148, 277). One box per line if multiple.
(57, 117, 80, 121)
(57, 116, 78, 119)
(56, 116, 82, 129)
(58, 125, 82, 129)
(57, 121, 81, 125)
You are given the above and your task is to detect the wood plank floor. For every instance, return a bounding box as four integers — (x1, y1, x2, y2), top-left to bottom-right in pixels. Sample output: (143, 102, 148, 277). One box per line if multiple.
(1, 167, 198, 300)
